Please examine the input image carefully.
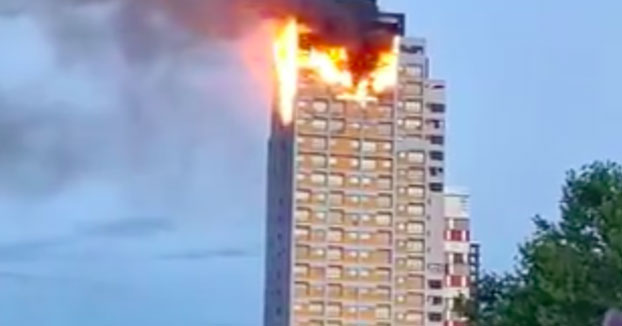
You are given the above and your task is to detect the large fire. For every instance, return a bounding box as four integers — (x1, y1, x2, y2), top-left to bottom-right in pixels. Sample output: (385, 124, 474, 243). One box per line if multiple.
(273, 18, 399, 124)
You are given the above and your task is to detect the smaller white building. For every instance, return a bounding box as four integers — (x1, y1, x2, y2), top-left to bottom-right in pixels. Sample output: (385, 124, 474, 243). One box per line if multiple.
(443, 188, 473, 326)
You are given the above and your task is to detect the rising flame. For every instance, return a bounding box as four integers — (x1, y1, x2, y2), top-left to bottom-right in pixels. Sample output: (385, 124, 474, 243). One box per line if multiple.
(273, 18, 298, 125)
(273, 18, 399, 124)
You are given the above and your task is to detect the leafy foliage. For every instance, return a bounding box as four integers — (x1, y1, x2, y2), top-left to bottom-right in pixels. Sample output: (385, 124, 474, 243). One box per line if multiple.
(470, 162, 622, 326)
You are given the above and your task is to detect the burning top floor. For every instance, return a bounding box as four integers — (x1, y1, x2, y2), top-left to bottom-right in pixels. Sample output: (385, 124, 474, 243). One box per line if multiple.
(273, 8, 405, 124)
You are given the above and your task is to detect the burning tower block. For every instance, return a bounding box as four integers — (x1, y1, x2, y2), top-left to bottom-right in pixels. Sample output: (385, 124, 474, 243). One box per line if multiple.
(265, 9, 451, 326)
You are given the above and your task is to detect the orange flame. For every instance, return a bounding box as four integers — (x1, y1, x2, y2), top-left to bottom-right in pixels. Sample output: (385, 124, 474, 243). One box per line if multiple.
(273, 19, 399, 123)
(273, 18, 298, 125)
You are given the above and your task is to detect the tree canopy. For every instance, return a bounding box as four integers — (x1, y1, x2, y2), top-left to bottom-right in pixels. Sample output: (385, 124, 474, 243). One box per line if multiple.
(469, 162, 622, 326)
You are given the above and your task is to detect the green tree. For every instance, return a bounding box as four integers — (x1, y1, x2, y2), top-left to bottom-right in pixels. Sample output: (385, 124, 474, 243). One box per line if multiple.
(471, 162, 622, 326)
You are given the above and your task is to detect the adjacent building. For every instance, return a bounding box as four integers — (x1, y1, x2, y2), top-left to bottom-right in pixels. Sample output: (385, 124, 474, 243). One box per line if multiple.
(264, 9, 475, 326)
(443, 189, 473, 326)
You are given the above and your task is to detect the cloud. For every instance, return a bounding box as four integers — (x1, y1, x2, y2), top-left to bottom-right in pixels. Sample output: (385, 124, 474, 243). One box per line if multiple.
(158, 247, 256, 261)
(0, 237, 74, 262)
(87, 217, 175, 238)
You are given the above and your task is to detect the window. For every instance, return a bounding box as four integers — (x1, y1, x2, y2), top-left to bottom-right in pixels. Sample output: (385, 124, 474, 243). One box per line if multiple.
(426, 119, 443, 129)
(328, 229, 344, 242)
(408, 293, 424, 306)
(378, 105, 392, 117)
(376, 268, 391, 280)
(428, 103, 445, 113)
(428, 279, 443, 289)
(378, 123, 392, 135)
(376, 286, 391, 300)
(327, 247, 343, 260)
(328, 210, 344, 224)
(297, 172, 307, 182)
(404, 64, 423, 77)
(376, 213, 392, 226)
(380, 141, 392, 151)
(314, 211, 327, 221)
(360, 232, 372, 241)
(453, 253, 465, 264)
(332, 101, 345, 115)
(328, 284, 342, 297)
(295, 282, 309, 296)
(427, 313, 442, 322)
(407, 257, 424, 270)
(427, 135, 444, 145)
(407, 222, 424, 234)
(329, 174, 344, 186)
(311, 137, 327, 149)
(327, 266, 343, 279)
(407, 312, 424, 322)
(348, 195, 360, 205)
(429, 296, 443, 305)
(408, 168, 425, 181)
(407, 151, 425, 163)
(310, 155, 327, 167)
(429, 166, 444, 177)
(375, 305, 391, 319)
(347, 231, 358, 241)
(327, 303, 342, 317)
(362, 159, 377, 170)
(296, 245, 310, 258)
(309, 302, 324, 314)
(362, 141, 376, 152)
(330, 119, 345, 132)
(296, 190, 311, 202)
(348, 175, 360, 185)
(404, 118, 422, 130)
(454, 218, 469, 230)
(429, 182, 444, 192)
(350, 139, 361, 150)
(294, 264, 309, 277)
(311, 173, 327, 185)
(311, 118, 328, 130)
(361, 176, 372, 186)
(378, 195, 392, 208)
(430, 151, 444, 161)
(408, 275, 424, 288)
(450, 275, 463, 287)
(350, 158, 360, 168)
(401, 44, 424, 54)
(313, 192, 327, 203)
(378, 231, 392, 245)
(449, 230, 463, 241)
(404, 100, 422, 113)
(407, 240, 424, 252)
(312, 100, 328, 113)
(376, 250, 391, 263)
(380, 160, 392, 169)
(378, 177, 392, 189)
(329, 192, 344, 205)
(295, 227, 310, 239)
(404, 82, 422, 95)
(408, 186, 425, 198)
(295, 209, 310, 222)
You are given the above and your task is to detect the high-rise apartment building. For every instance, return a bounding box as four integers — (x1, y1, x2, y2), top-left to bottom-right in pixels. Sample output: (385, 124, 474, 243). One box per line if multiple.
(443, 189, 473, 326)
(264, 11, 450, 326)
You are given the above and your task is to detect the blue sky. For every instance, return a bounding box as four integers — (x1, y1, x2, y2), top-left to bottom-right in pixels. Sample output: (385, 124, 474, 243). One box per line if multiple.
(1, 0, 621, 325)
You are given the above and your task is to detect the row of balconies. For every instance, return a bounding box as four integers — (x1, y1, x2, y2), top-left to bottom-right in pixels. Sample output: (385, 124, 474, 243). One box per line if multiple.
(295, 320, 422, 326)
(294, 283, 393, 302)
(293, 304, 425, 325)
(294, 245, 392, 265)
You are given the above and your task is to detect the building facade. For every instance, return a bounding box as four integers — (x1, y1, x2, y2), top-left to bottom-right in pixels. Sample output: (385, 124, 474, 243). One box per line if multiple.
(264, 13, 451, 326)
(443, 189, 472, 326)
